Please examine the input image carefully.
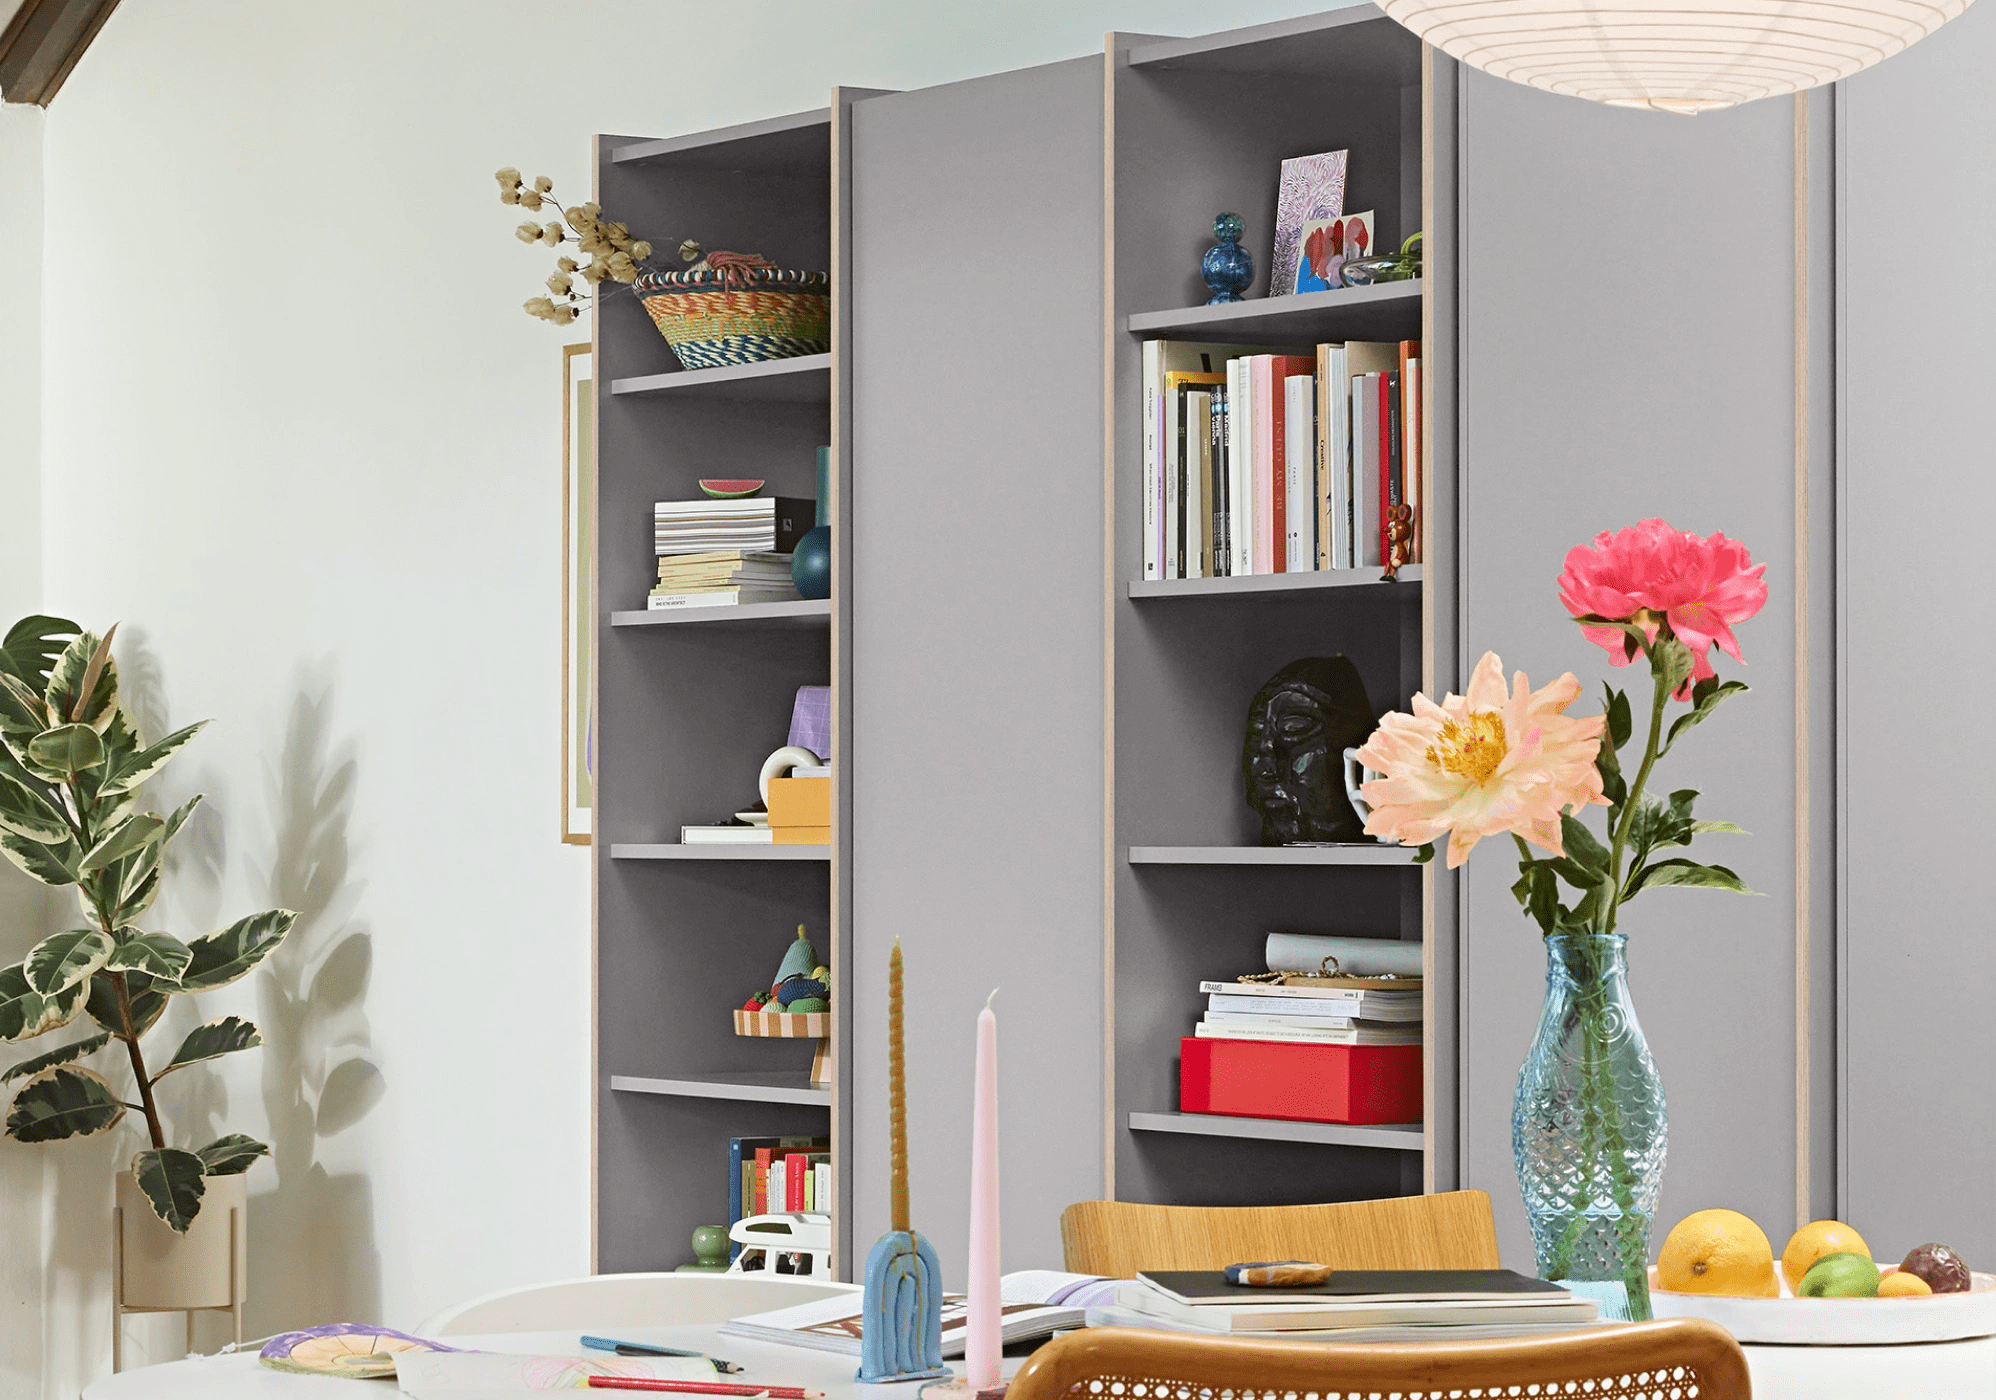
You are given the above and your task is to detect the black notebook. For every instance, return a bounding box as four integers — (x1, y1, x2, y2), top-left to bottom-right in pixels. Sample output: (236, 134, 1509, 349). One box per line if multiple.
(1136, 1270, 1572, 1307)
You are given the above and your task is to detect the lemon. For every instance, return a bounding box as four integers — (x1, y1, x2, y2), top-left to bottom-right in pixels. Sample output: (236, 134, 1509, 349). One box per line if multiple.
(1878, 1270, 1933, 1298)
(1657, 1208, 1780, 1297)
(1782, 1219, 1872, 1290)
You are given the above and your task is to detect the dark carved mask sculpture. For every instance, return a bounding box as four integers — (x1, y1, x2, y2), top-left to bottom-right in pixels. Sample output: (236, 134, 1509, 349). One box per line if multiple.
(1243, 656, 1376, 845)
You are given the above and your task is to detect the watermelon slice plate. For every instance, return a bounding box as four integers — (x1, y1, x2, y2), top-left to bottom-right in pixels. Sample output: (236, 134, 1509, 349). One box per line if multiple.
(698, 479, 766, 499)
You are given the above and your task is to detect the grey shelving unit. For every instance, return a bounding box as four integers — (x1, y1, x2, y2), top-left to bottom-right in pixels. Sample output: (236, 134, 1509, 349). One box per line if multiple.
(591, 107, 847, 1275)
(1105, 9, 1456, 1210)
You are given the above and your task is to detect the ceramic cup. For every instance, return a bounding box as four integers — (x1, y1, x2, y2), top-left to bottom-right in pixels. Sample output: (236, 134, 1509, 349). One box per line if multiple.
(1342, 747, 1396, 845)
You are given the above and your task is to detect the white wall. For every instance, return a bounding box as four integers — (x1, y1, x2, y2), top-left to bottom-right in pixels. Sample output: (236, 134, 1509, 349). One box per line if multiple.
(22, 1, 1323, 1389)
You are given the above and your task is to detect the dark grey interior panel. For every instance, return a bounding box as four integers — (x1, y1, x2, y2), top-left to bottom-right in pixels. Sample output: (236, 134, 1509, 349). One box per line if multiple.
(1456, 71, 1800, 1269)
(1839, 4, 1996, 1265)
(849, 57, 1107, 1285)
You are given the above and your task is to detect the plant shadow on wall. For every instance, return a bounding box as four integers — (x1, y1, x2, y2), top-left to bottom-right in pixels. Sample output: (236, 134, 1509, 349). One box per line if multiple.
(251, 675, 385, 1333)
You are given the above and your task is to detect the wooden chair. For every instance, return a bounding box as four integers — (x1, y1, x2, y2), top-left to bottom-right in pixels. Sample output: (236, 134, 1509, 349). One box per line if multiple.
(1006, 1321, 1752, 1400)
(1059, 1191, 1503, 1278)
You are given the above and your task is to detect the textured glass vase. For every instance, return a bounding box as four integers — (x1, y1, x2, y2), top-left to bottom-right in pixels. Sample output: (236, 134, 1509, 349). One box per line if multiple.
(1512, 932, 1667, 1322)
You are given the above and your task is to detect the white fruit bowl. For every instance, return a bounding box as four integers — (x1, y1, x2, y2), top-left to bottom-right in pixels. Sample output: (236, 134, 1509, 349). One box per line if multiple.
(1648, 1265, 1996, 1344)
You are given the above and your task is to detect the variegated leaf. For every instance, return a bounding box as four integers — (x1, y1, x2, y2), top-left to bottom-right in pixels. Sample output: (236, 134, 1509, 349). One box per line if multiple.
(0, 964, 89, 1042)
(105, 929, 192, 981)
(0, 773, 70, 843)
(115, 865, 161, 923)
(43, 629, 119, 733)
(102, 722, 205, 796)
(0, 671, 48, 744)
(25, 724, 105, 784)
(0, 828, 80, 888)
(170, 910, 295, 993)
(0, 615, 80, 689)
(156, 1016, 261, 1080)
(113, 794, 197, 915)
(85, 971, 165, 1040)
(79, 814, 163, 874)
(23, 928, 114, 996)
(131, 1147, 206, 1233)
(5, 1065, 124, 1143)
(3, 1031, 110, 1083)
(196, 1133, 269, 1176)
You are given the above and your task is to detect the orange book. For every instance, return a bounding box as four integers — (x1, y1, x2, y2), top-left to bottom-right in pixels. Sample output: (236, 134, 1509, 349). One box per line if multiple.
(753, 1149, 772, 1214)
(767, 775, 830, 828)
(773, 825, 831, 846)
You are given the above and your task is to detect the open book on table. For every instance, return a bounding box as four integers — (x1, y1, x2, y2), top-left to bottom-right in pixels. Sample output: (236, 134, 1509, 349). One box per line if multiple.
(718, 1270, 1119, 1357)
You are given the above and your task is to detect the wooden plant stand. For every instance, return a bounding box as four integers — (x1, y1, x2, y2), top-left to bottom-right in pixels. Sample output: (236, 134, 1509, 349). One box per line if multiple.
(735, 1008, 832, 1086)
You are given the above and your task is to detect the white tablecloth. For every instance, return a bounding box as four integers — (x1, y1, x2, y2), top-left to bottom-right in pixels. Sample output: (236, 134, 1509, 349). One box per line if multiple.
(80, 1321, 1996, 1399)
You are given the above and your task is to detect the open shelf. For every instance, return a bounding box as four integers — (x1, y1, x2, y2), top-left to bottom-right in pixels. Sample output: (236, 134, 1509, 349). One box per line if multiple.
(1126, 281, 1422, 343)
(1129, 1110, 1422, 1151)
(611, 109, 831, 172)
(611, 600, 830, 628)
(610, 843, 830, 862)
(1130, 566, 1420, 599)
(1126, 9, 1422, 85)
(1128, 845, 1415, 866)
(612, 1072, 831, 1107)
(611, 354, 831, 403)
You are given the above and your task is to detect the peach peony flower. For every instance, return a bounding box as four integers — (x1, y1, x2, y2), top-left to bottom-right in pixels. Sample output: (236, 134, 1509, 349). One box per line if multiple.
(1557, 518, 1767, 691)
(1355, 651, 1607, 869)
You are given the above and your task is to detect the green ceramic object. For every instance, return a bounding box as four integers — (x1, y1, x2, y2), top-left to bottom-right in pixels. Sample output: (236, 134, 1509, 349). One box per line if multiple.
(677, 1224, 732, 1272)
(774, 926, 817, 985)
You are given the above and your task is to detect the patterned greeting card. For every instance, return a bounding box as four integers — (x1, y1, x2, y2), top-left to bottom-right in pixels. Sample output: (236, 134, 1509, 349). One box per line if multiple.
(1270, 149, 1349, 298)
(1294, 210, 1375, 293)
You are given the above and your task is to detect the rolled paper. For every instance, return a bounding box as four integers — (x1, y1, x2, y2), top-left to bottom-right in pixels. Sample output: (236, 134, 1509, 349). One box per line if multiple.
(889, 939, 909, 1233)
(965, 995, 1000, 1391)
(1264, 932, 1422, 979)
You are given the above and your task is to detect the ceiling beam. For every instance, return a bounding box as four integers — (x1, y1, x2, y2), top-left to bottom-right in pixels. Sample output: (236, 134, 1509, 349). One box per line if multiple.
(0, 0, 119, 107)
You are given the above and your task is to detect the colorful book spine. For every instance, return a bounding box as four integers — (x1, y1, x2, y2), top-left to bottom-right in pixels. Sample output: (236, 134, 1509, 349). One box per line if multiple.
(1227, 358, 1252, 576)
(1211, 386, 1230, 576)
(1142, 340, 1162, 582)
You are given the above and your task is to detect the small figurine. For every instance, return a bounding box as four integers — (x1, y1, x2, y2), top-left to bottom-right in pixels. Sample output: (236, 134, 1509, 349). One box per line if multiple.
(741, 924, 830, 1014)
(1243, 657, 1377, 845)
(1201, 213, 1253, 304)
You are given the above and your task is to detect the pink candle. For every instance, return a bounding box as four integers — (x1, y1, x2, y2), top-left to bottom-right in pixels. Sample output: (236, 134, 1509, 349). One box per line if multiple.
(965, 994, 1001, 1390)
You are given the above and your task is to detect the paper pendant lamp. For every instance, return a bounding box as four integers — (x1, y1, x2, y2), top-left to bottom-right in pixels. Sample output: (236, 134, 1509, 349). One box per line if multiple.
(1379, 0, 1976, 113)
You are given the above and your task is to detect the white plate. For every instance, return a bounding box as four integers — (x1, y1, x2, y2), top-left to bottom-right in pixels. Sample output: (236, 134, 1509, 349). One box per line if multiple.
(734, 811, 770, 827)
(1649, 1265, 1996, 1344)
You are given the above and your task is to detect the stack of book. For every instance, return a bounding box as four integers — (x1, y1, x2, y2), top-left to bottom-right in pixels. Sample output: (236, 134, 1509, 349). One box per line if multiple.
(651, 495, 813, 609)
(1140, 339, 1420, 581)
(649, 550, 800, 611)
(1106, 1270, 1601, 1344)
(1181, 977, 1423, 1125)
(728, 1134, 831, 1246)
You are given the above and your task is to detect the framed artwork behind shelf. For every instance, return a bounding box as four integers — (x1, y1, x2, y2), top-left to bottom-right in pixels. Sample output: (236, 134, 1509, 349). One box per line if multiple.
(562, 342, 594, 844)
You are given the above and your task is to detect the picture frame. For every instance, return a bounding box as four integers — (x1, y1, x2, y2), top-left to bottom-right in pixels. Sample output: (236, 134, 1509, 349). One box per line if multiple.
(1293, 210, 1375, 294)
(1269, 148, 1349, 298)
(561, 342, 594, 844)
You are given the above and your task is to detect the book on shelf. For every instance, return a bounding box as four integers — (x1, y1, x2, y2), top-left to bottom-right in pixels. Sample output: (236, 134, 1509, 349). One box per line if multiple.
(729, 1135, 827, 1256)
(1198, 980, 1423, 1022)
(682, 824, 774, 844)
(1114, 1272, 1597, 1333)
(648, 586, 802, 611)
(719, 1270, 1120, 1357)
(1193, 1020, 1420, 1046)
(1086, 1303, 1613, 1346)
(655, 496, 813, 556)
(1140, 339, 1416, 581)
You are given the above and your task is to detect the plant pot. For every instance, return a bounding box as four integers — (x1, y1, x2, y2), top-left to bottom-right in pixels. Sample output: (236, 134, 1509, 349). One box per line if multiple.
(116, 1169, 247, 1309)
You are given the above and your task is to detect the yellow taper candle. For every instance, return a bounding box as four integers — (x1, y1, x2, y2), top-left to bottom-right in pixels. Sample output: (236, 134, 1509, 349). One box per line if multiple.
(888, 938, 909, 1233)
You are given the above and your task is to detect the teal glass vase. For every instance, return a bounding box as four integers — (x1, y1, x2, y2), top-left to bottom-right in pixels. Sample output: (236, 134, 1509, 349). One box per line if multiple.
(1512, 932, 1667, 1322)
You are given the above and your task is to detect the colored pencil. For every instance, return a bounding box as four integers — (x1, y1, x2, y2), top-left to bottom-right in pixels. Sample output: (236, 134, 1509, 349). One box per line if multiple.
(584, 1379, 823, 1398)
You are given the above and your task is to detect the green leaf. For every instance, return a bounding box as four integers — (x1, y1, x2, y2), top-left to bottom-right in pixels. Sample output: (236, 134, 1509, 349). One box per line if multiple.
(1412, 842, 1435, 866)
(1594, 745, 1626, 809)
(1650, 636, 1696, 697)
(114, 865, 161, 923)
(196, 1133, 270, 1176)
(78, 814, 164, 874)
(0, 964, 89, 1042)
(1663, 680, 1749, 754)
(1628, 858, 1757, 897)
(0, 671, 49, 745)
(3, 1031, 110, 1083)
(25, 724, 105, 783)
(1548, 856, 1604, 892)
(5, 1065, 124, 1142)
(23, 928, 114, 996)
(0, 827, 80, 887)
(131, 1147, 207, 1234)
(105, 929, 192, 981)
(0, 772, 71, 843)
(1691, 820, 1748, 836)
(1559, 815, 1612, 876)
(0, 615, 80, 689)
(1603, 685, 1632, 752)
(157, 1016, 261, 1080)
(110, 794, 198, 924)
(86, 971, 166, 1040)
(1518, 862, 1559, 935)
(101, 721, 205, 796)
(170, 910, 295, 992)
(43, 628, 119, 733)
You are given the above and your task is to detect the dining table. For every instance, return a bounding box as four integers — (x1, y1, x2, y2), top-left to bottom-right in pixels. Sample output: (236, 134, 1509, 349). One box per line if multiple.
(79, 1317, 1996, 1399)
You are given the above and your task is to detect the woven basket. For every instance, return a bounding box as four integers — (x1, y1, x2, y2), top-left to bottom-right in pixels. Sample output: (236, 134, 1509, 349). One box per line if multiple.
(635, 263, 830, 369)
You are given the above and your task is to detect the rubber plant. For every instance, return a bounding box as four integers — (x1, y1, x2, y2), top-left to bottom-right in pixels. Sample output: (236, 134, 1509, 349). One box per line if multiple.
(0, 615, 294, 1233)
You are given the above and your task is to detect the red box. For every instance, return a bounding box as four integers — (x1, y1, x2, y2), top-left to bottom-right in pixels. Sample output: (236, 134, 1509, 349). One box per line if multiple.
(1179, 1037, 1422, 1125)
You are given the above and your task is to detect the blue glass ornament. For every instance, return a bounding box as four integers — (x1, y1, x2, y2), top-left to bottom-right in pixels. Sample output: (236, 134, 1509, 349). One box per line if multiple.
(1201, 212, 1253, 304)
(793, 446, 832, 600)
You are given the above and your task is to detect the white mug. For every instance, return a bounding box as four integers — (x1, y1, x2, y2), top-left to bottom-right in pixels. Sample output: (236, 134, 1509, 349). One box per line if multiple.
(1342, 747, 1396, 845)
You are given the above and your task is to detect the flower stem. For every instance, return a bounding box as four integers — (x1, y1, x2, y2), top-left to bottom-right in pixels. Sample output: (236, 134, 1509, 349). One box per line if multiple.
(1602, 666, 1672, 935)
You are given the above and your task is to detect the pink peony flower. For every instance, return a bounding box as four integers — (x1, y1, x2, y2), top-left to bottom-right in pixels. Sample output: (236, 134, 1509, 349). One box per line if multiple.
(1557, 519, 1767, 692)
(1354, 651, 1607, 869)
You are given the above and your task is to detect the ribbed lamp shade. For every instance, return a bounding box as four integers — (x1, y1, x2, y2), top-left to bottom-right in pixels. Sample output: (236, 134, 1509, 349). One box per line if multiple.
(1377, 0, 1975, 113)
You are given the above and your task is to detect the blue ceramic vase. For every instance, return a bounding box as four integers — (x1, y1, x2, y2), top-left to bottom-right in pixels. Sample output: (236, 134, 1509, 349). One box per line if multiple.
(1513, 932, 1667, 1323)
(792, 446, 832, 600)
(1201, 212, 1253, 303)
